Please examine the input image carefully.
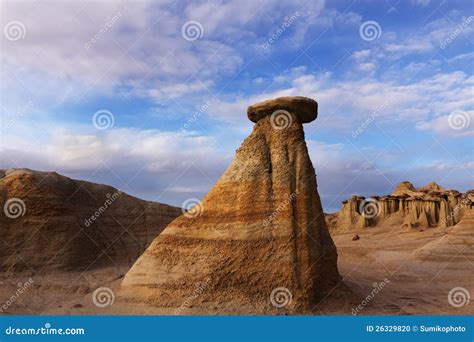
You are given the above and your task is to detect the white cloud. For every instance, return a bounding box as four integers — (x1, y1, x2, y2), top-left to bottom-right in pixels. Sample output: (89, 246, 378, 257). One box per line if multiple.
(0, 127, 231, 205)
(416, 110, 474, 137)
(0, 0, 334, 111)
(141, 80, 213, 101)
(1, 128, 220, 171)
(410, 0, 431, 7)
(205, 70, 473, 137)
(352, 49, 372, 61)
(0, 0, 250, 111)
(358, 62, 376, 72)
(384, 40, 433, 54)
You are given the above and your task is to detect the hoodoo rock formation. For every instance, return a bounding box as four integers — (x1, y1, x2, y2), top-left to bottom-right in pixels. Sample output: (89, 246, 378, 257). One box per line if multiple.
(327, 181, 473, 232)
(121, 96, 340, 314)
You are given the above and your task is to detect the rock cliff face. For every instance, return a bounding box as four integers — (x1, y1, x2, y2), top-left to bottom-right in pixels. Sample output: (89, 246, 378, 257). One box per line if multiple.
(328, 181, 473, 232)
(121, 96, 340, 314)
(0, 169, 181, 273)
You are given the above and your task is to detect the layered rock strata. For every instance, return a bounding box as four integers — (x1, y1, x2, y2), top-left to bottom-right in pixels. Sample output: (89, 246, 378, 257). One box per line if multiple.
(328, 181, 473, 232)
(0, 169, 181, 273)
(121, 96, 340, 314)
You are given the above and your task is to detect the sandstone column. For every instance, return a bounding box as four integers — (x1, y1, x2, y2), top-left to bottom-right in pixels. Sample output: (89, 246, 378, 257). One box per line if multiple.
(121, 96, 340, 314)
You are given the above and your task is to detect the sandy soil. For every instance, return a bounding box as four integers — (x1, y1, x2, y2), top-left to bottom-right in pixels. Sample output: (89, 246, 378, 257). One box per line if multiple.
(1, 225, 472, 315)
(333, 225, 473, 315)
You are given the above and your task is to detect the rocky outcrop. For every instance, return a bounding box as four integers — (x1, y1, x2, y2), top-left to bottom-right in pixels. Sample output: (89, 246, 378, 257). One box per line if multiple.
(121, 96, 340, 314)
(392, 181, 417, 196)
(0, 169, 181, 273)
(327, 182, 473, 232)
(335, 196, 366, 230)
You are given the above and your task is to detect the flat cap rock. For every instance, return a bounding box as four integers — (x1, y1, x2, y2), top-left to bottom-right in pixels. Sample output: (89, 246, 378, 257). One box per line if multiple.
(247, 96, 318, 123)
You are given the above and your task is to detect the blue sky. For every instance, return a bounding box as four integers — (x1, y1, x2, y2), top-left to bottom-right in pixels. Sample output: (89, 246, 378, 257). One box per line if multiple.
(1, 0, 473, 212)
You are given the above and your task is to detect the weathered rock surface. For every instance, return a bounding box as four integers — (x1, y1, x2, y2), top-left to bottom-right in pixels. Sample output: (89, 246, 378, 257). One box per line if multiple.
(0, 169, 181, 273)
(247, 96, 318, 123)
(122, 96, 340, 314)
(327, 182, 473, 232)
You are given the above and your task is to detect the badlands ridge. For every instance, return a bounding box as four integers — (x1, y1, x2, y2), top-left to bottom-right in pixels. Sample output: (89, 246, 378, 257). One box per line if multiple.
(327, 181, 473, 232)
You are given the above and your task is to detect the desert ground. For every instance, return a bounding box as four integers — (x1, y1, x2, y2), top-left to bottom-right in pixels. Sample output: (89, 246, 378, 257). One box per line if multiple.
(1, 220, 472, 315)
